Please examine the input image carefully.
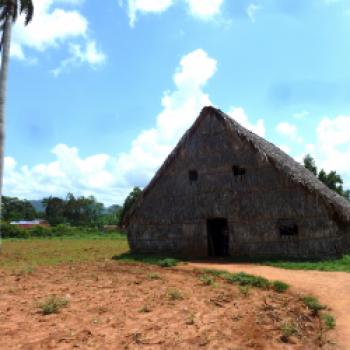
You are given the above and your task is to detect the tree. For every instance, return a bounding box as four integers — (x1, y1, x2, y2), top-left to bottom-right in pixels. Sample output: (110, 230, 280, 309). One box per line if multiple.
(1, 196, 36, 221)
(303, 154, 349, 200)
(119, 187, 142, 226)
(0, 1, 34, 226)
(42, 196, 65, 225)
(303, 154, 317, 176)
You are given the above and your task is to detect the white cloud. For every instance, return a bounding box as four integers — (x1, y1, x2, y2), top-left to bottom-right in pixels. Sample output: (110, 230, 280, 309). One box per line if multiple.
(185, 0, 224, 19)
(116, 48, 217, 187)
(246, 3, 262, 23)
(227, 107, 265, 137)
(126, 0, 174, 26)
(51, 40, 106, 76)
(4, 49, 217, 204)
(4, 145, 125, 205)
(276, 122, 303, 143)
(122, 0, 224, 26)
(315, 116, 350, 177)
(12, 0, 105, 73)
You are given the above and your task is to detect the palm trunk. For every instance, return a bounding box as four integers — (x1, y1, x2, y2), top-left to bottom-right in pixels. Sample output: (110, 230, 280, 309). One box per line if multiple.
(0, 15, 13, 249)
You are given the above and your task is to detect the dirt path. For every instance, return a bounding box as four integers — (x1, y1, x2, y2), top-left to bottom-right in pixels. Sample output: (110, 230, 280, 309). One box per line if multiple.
(186, 262, 350, 350)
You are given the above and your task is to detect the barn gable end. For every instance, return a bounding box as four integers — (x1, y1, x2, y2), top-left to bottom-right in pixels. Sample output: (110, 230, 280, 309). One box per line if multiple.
(126, 106, 350, 259)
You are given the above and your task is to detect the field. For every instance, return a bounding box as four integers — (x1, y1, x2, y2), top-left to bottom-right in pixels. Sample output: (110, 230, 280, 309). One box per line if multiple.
(0, 234, 338, 349)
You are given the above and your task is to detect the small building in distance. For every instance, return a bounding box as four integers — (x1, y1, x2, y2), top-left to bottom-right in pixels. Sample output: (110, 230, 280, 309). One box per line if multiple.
(124, 106, 350, 259)
(10, 219, 50, 229)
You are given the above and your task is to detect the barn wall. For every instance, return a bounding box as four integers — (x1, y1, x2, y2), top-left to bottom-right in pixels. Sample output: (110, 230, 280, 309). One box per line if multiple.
(127, 112, 350, 259)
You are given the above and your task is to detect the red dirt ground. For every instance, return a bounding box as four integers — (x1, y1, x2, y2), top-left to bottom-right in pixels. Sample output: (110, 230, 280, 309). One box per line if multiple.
(0, 261, 337, 349)
(187, 263, 350, 350)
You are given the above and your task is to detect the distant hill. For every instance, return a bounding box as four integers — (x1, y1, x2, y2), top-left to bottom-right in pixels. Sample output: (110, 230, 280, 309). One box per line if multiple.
(29, 200, 45, 213)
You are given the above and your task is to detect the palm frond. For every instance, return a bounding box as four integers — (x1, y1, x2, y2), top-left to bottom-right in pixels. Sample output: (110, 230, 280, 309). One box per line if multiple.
(20, 0, 34, 25)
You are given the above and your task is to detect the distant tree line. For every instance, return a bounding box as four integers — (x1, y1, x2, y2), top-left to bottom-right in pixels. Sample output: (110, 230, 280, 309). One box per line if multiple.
(1, 187, 143, 227)
(303, 154, 350, 200)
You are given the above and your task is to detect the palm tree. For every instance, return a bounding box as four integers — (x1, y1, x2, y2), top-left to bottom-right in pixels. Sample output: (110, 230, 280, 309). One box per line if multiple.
(0, 0, 33, 244)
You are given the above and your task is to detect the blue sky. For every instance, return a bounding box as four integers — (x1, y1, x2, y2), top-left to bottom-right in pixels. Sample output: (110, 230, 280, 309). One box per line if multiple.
(5, 0, 350, 205)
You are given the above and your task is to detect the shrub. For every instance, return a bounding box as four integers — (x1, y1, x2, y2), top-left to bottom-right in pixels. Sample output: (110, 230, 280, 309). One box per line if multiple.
(322, 313, 336, 329)
(158, 258, 178, 268)
(302, 296, 325, 314)
(1, 223, 29, 239)
(272, 280, 290, 293)
(38, 295, 69, 315)
(30, 226, 53, 238)
(199, 274, 215, 286)
(167, 288, 183, 301)
(225, 272, 270, 289)
(280, 321, 297, 342)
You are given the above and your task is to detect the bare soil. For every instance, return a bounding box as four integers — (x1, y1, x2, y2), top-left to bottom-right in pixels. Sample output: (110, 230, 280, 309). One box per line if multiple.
(187, 262, 350, 350)
(0, 262, 337, 350)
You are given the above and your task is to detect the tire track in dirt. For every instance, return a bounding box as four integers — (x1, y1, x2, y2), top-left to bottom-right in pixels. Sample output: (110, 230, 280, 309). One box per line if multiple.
(185, 263, 350, 350)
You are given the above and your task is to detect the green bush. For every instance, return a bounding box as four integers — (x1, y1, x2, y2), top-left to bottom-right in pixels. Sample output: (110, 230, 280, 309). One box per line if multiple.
(29, 226, 53, 237)
(302, 296, 325, 313)
(224, 272, 270, 289)
(1, 223, 30, 238)
(321, 313, 336, 329)
(158, 258, 178, 268)
(272, 280, 290, 293)
(38, 295, 69, 315)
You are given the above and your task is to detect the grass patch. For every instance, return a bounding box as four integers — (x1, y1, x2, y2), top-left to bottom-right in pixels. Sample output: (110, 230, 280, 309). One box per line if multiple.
(260, 254, 350, 273)
(0, 234, 128, 270)
(199, 273, 215, 286)
(272, 280, 290, 293)
(204, 269, 292, 294)
(167, 288, 183, 301)
(113, 252, 179, 267)
(147, 272, 161, 280)
(238, 285, 251, 296)
(38, 295, 69, 315)
(280, 321, 297, 342)
(224, 272, 270, 289)
(322, 313, 336, 330)
(302, 296, 326, 314)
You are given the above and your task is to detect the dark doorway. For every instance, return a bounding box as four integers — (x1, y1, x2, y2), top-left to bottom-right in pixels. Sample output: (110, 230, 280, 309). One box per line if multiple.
(207, 218, 229, 257)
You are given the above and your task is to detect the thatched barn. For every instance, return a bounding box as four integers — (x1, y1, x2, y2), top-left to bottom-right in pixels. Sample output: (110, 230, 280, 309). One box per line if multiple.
(124, 106, 350, 259)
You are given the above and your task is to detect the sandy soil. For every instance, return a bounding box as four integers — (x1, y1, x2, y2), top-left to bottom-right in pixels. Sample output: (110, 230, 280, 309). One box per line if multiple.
(0, 261, 335, 350)
(186, 262, 350, 350)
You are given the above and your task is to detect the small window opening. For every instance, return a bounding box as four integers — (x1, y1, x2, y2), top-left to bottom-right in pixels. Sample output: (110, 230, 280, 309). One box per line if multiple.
(278, 219, 299, 236)
(189, 170, 198, 183)
(232, 165, 246, 178)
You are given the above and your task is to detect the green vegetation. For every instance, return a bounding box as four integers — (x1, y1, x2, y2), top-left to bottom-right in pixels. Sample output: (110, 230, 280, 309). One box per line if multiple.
(0, 233, 128, 270)
(199, 273, 215, 286)
(280, 321, 297, 342)
(119, 186, 142, 226)
(302, 296, 325, 313)
(167, 288, 183, 301)
(321, 313, 336, 330)
(203, 269, 291, 293)
(147, 272, 161, 280)
(238, 285, 250, 296)
(272, 280, 290, 293)
(1, 223, 125, 239)
(303, 154, 350, 200)
(38, 295, 69, 315)
(224, 272, 270, 289)
(113, 253, 179, 267)
(262, 254, 350, 272)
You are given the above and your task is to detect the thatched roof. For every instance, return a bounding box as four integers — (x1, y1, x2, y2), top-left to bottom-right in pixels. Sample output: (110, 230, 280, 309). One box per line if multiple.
(124, 106, 350, 225)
